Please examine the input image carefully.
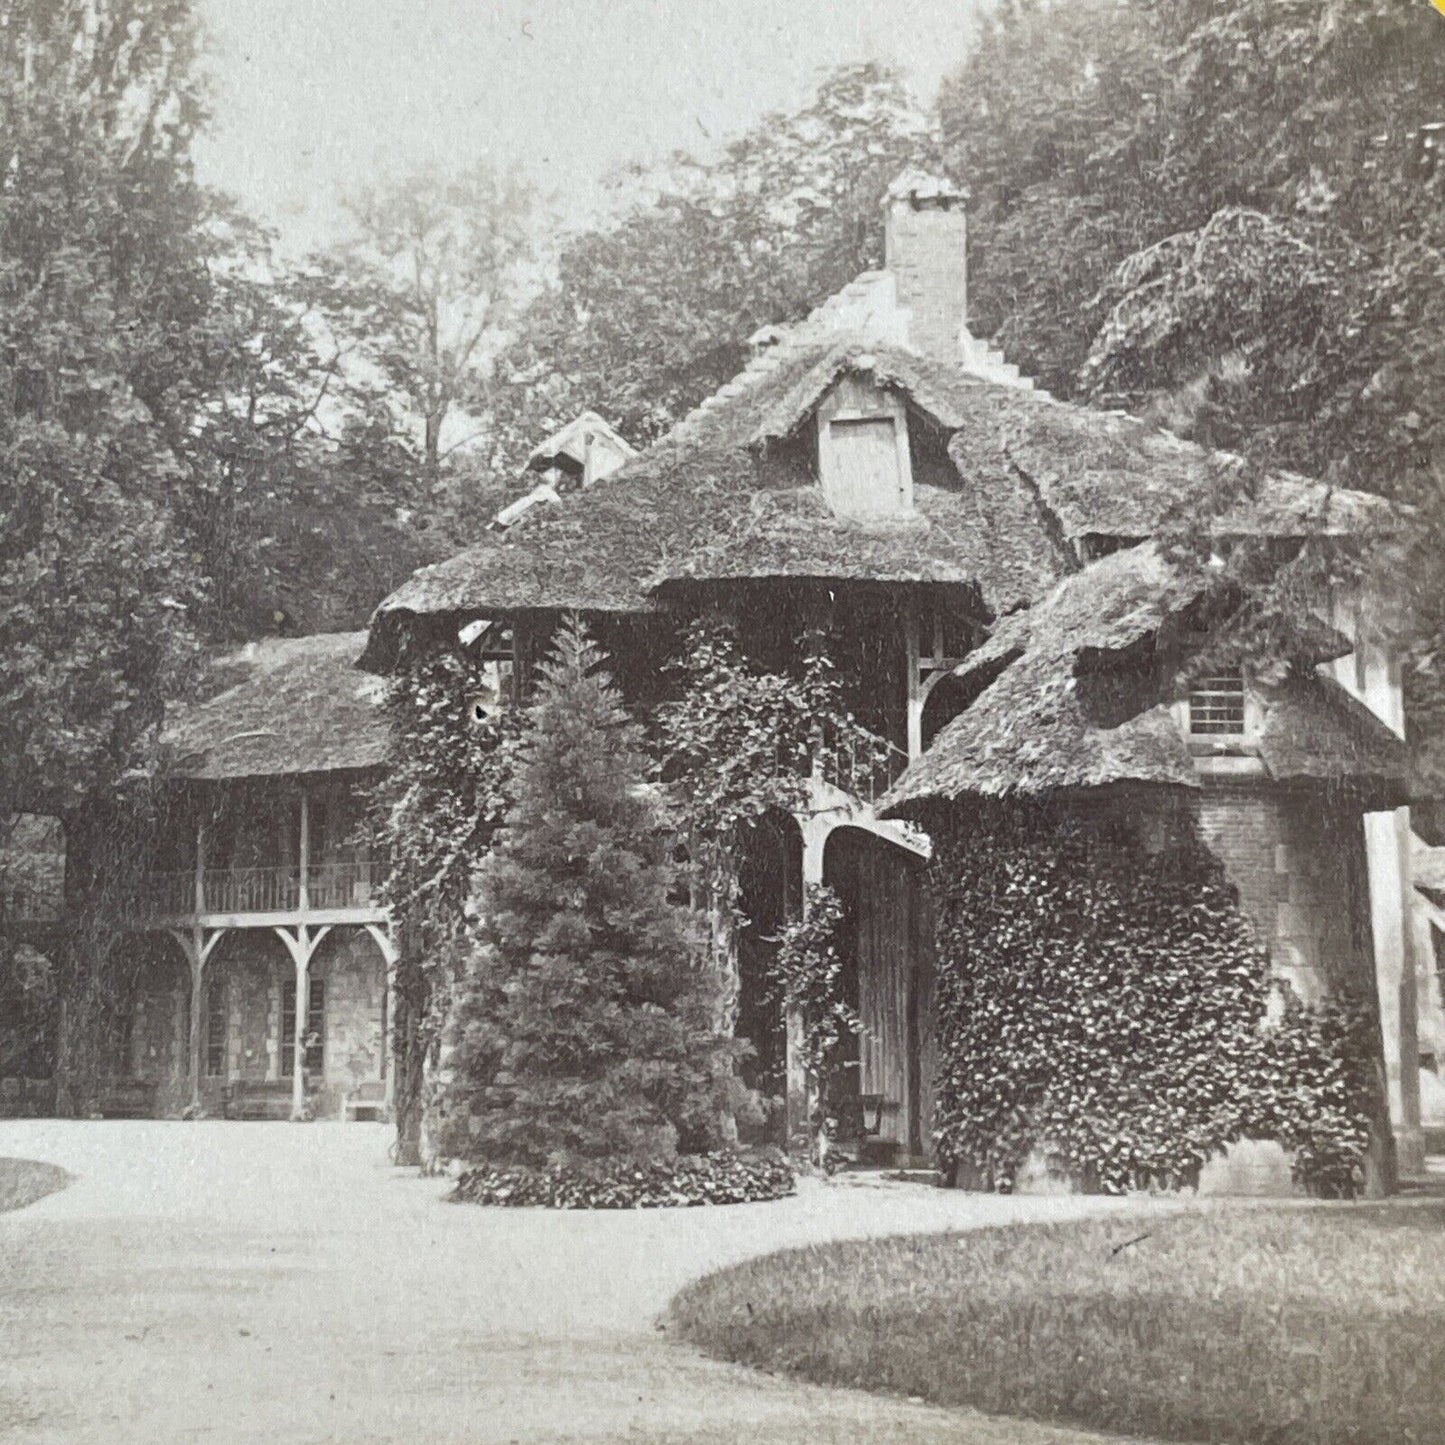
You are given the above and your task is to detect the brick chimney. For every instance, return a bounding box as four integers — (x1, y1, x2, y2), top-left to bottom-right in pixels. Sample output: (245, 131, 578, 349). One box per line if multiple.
(884, 171, 968, 363)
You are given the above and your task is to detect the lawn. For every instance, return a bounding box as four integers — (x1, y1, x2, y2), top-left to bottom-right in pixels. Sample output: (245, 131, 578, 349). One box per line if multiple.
(0, 1156, 70, 1213)
(669, 1202, 1445, 1445)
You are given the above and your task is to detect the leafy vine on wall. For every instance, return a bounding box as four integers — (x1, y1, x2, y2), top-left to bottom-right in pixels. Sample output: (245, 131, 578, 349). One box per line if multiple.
(767, 884, 862, 1162)
(372, 645, 525, 1165)
(927, 806, 1380, 1197)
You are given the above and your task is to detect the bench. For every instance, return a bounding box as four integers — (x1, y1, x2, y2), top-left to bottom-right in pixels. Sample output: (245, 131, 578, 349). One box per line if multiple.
(222, 1080, 295, 1120)
(341, 1081, 387, 1122)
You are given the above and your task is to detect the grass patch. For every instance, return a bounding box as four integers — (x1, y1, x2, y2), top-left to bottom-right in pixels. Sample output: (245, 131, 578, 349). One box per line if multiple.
(669, 1204, 1445, 1445)
(0, 1157, 70, 1213)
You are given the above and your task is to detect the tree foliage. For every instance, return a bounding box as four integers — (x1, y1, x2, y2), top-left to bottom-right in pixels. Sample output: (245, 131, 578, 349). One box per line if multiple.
(443, 620, 747, 1171)
(947, 0, 1445, 494)
(766, 884, 860, 1158)
(488, 64, 935, 451)
(319, 162, 537, 473)
(655, 616, 892, 1039)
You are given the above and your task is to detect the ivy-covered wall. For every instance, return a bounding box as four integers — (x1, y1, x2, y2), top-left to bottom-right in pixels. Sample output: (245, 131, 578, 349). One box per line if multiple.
(925, 787, 1390, 1197)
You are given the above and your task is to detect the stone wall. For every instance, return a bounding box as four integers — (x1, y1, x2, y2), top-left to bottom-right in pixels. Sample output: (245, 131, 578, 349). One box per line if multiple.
(1190, 782, 1383, 1196)
(126, 945, 190, 1115)
(311, 928, 386, 1116)
(1195, 783, 1376, 1005)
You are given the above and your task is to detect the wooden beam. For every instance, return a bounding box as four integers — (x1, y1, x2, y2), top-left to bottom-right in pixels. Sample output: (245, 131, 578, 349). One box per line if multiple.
(905, 602, 923, 761)
(298, 790, 310, 913)
(364, 923, 400, 1115)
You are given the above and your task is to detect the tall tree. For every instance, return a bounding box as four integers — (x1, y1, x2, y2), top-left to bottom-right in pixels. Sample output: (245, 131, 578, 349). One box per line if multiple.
(0, 0, 211, 819)
(319, 162, 537, 476)
(942, 0, 1445, 495)
(0, 0, 427, 1106)
(488, 64, 936, 452)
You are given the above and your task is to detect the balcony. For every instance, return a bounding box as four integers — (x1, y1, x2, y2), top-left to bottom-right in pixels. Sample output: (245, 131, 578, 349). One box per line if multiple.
(129, 861, 381, 922)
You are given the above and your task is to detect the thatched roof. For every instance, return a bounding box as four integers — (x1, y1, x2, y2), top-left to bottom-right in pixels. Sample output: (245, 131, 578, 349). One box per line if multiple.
(1255, 674, 1410, 793)
(884, 652, 1201, 807)
(163, 633, 387, 781)
(957, 543, 1205, 684)
(880, 545, 1408, 815)
(944, 385, 1388, 544)
(364, 254, 1392, 672)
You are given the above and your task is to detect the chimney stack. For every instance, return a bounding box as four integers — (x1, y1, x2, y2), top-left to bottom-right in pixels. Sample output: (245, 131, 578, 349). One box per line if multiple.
(884, 171, 968, 363)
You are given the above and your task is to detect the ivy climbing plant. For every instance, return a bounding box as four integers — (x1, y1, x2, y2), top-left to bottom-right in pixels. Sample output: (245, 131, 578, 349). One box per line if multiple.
(767, 884, 862, 1164)
(653, 616, 892, 1157)
(372, 645, 525, 1166)
(927, 805, 1381, 1197)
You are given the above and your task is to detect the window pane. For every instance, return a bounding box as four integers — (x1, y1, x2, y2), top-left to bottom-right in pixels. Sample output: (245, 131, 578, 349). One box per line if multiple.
(206, 985, 226, 1077)
(281, 977, 325, 1077)
(1189, 675, 1246, 735)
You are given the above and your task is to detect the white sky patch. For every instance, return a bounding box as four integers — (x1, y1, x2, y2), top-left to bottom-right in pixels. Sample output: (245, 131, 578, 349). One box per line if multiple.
(193, 0, 980, 255)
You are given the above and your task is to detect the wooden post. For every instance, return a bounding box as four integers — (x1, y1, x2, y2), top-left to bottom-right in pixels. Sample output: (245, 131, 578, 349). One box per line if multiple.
(186, 934, 204, 1113)
(905, 601, 923, 761)
(366, 923, 401, 1117)
(187, 819, 207, 1112)
(291, 925, 309, 1121)
(1392, 807, 1424, 1179)
(193, 812, 207, 918)
(298, 790, 310, 914)
(278, 923, 330, 1121)
(174, 924, 221, 1116)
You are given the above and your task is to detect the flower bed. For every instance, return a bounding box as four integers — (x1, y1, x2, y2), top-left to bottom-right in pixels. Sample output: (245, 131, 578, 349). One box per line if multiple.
(451, 1150, 795, 1209)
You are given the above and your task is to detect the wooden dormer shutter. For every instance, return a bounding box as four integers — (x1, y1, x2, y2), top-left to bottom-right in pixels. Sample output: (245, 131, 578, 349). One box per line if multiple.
(816, 375, 913, 517)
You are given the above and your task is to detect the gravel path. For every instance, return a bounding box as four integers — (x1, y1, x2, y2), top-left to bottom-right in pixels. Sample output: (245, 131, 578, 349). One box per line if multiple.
(0, 1120, 1168, 1444)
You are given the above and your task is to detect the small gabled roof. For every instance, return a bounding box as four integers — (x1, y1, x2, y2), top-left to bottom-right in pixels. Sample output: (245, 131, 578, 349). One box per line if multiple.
(163, 633, 387, 781)
(526, 410, 635, 473)
(879, 544, 1408, 815)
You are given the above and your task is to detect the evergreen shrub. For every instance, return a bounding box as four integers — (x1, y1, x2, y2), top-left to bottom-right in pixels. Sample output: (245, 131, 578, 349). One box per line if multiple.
(443, 619, 759, 1197)
(452, 1150, 794, 1209)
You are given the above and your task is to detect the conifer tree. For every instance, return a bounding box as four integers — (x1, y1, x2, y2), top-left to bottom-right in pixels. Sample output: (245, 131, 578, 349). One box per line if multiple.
(445, 619, 744, 1170)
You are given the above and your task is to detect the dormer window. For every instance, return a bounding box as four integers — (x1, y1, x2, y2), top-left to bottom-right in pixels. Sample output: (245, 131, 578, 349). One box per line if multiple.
(816, 374, 913, 518)
(1189, 673, 1246, 737)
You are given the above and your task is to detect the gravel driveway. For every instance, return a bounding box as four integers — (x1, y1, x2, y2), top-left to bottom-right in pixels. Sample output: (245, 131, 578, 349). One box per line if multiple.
(0, 1120, 1164, 1444)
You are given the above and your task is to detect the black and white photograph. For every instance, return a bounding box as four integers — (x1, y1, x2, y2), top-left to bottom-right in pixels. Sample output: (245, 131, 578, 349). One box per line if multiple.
(2, 2, 1444, 1441)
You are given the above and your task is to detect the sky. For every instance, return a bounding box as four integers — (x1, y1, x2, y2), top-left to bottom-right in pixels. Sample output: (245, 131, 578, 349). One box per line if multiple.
(193, 0, 979, 253)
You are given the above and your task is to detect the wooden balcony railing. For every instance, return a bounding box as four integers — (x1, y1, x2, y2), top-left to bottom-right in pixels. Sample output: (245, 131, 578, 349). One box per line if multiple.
(305, 860, 378, 910)
(815, 721, 911, 807)
(128, 862, 380, 920)
(204, 866, 300, 915)
(760, 719, 910, 807)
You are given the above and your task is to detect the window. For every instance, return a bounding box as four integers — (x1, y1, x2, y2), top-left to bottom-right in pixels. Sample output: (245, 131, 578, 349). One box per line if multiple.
(281, 976, 325, 1077)
(205, 983, 226, 1077)
(816, 376, 913, 517)
(1189, 673, 1246, 736)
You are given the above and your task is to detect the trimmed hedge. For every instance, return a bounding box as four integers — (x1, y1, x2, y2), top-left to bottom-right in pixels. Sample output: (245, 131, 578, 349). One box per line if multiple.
(451, 1150, 795, 1209)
